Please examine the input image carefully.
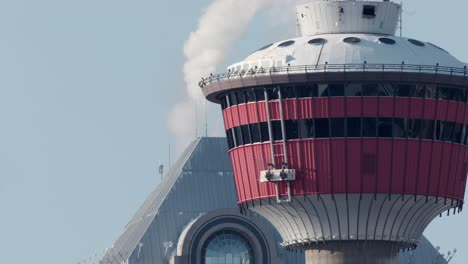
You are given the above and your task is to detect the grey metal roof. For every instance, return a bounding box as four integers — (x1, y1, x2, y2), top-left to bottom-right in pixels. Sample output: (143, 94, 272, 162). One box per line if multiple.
(102, 137, 238, 263)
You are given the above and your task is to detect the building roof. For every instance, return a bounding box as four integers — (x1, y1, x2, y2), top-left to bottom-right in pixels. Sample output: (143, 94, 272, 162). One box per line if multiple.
(102, 137, 236, 263)
(228, 34, 467, 73)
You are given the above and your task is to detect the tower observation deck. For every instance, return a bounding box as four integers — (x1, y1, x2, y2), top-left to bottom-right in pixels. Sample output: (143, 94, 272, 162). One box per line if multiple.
(200, 0, 468, 263)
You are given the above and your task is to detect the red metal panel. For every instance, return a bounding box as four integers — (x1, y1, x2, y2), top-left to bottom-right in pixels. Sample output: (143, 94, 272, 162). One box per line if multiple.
(238, 104, 249, 125)
(391, 139, 406, 194)
(249, 144, 264, 197)
(229, 139, 466, 204)
(269, 101, 280, 120)
(297, 98, 312, 119)
(246, 103, 259, 125)
(230, 106, 241, 128)
(405, 140, 419, 194)
(263, 143, 276, 197)
(417, 141, 432, 195)
(238, 147, 253, 202)
(331, 139, 346, 193)
(428, 142, 443, 196)
(244, 146, 260, 199)
(446, 102, 459, 123)
(222, 109, 230, 130)
(464, 104, 468, 125)
(283, 100, 298, 120)
(362, 139, 377, 193)
(329, 97, 346, 117)
(448, 145, 462, 199)
(408, 99, 424, 120)
(456, 103, 466, 124)
(377, 139, 392, 193)
(287, 140, 302, 194)
(436, 100, 449, 120)
(438, 143, 452, 197)
(394, 98, 410, 118)
(301, 140, 318, 194)
(378, 97, 394, 117)
(229, 151, 241, 202)
(313, 98, 329, 118)
(423, 99, 437, 120)
(347, 139, 362, 192)
(315, 140, 331, 194)
(257, 102, 268, 123)
(230, 150, 246, 202)
(223, 108, 233, 129)
(445, 144, 460, 198)
(346, 97, 362, 117)
(362, 97, 378, 117)
(455, 147, 468, 200)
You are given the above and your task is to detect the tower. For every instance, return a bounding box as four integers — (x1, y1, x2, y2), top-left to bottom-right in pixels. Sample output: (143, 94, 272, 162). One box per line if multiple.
(200, 1, 468, 263)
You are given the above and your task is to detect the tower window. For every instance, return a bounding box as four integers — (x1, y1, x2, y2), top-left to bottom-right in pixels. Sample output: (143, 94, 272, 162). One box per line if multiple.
(278, 40, 295, 47)
(378, 37, 396, 45)
(362, 5, 376, 17)
(308, 38, 326, 45)
(408, 39, 426, 47)
(343, 37, 361, 44)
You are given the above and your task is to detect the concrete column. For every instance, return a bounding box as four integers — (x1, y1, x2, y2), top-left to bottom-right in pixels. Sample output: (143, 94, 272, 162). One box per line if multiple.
(305, 241, 399, 264)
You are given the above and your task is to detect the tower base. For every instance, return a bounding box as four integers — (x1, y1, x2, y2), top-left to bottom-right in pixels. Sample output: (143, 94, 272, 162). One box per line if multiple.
(305, 241, 399, 264)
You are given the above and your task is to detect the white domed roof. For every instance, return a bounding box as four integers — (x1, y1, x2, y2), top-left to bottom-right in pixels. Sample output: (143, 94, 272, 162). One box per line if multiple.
(228, 34, 467, 72)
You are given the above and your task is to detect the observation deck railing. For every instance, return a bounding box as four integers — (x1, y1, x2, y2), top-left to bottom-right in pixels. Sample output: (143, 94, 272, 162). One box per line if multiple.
(199, 63, 468, 89)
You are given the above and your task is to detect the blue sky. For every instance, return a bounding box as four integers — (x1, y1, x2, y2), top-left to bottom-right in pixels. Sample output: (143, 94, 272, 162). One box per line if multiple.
(0, 1, 467, 263)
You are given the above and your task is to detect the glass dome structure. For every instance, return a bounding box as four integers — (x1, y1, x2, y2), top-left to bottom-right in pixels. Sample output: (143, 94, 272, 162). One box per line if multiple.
(202, 230, 255, 264)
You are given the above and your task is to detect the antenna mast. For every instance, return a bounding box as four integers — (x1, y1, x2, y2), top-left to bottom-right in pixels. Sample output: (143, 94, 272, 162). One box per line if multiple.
(295, 16, 301, 37)
(399, 2, 403, 37)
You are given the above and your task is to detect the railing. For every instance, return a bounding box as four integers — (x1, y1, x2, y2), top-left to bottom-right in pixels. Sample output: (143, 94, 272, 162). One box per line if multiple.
(199, 63, 468, 88)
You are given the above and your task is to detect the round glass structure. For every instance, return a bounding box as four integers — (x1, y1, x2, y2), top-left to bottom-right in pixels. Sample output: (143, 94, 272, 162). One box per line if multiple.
(202, 230, 255, 264)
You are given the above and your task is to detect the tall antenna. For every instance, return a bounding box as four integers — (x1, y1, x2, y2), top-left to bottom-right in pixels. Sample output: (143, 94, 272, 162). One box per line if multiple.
(168, 144, 171, 169)
(205, 100, 208, 137)
(295, 16, 301, 37)
(399, 2, 403, 37)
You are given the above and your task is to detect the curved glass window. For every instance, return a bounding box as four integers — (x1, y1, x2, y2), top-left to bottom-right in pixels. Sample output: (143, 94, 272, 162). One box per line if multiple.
(408, 39, 425, 47)
(343, 37, 361, 44)
(308, 38, 326, 45)
(226, 118, 468, 149)
(378, 37, 396, 45)
(278, 40, 295, 47)
(202, 230, 255, 264)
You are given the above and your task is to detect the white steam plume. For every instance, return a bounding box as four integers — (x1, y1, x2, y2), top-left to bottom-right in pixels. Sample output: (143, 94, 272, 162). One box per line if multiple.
(183, 0, 272, 101)
(167, 0, 271, 149)
(167, 0, 308, 150)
